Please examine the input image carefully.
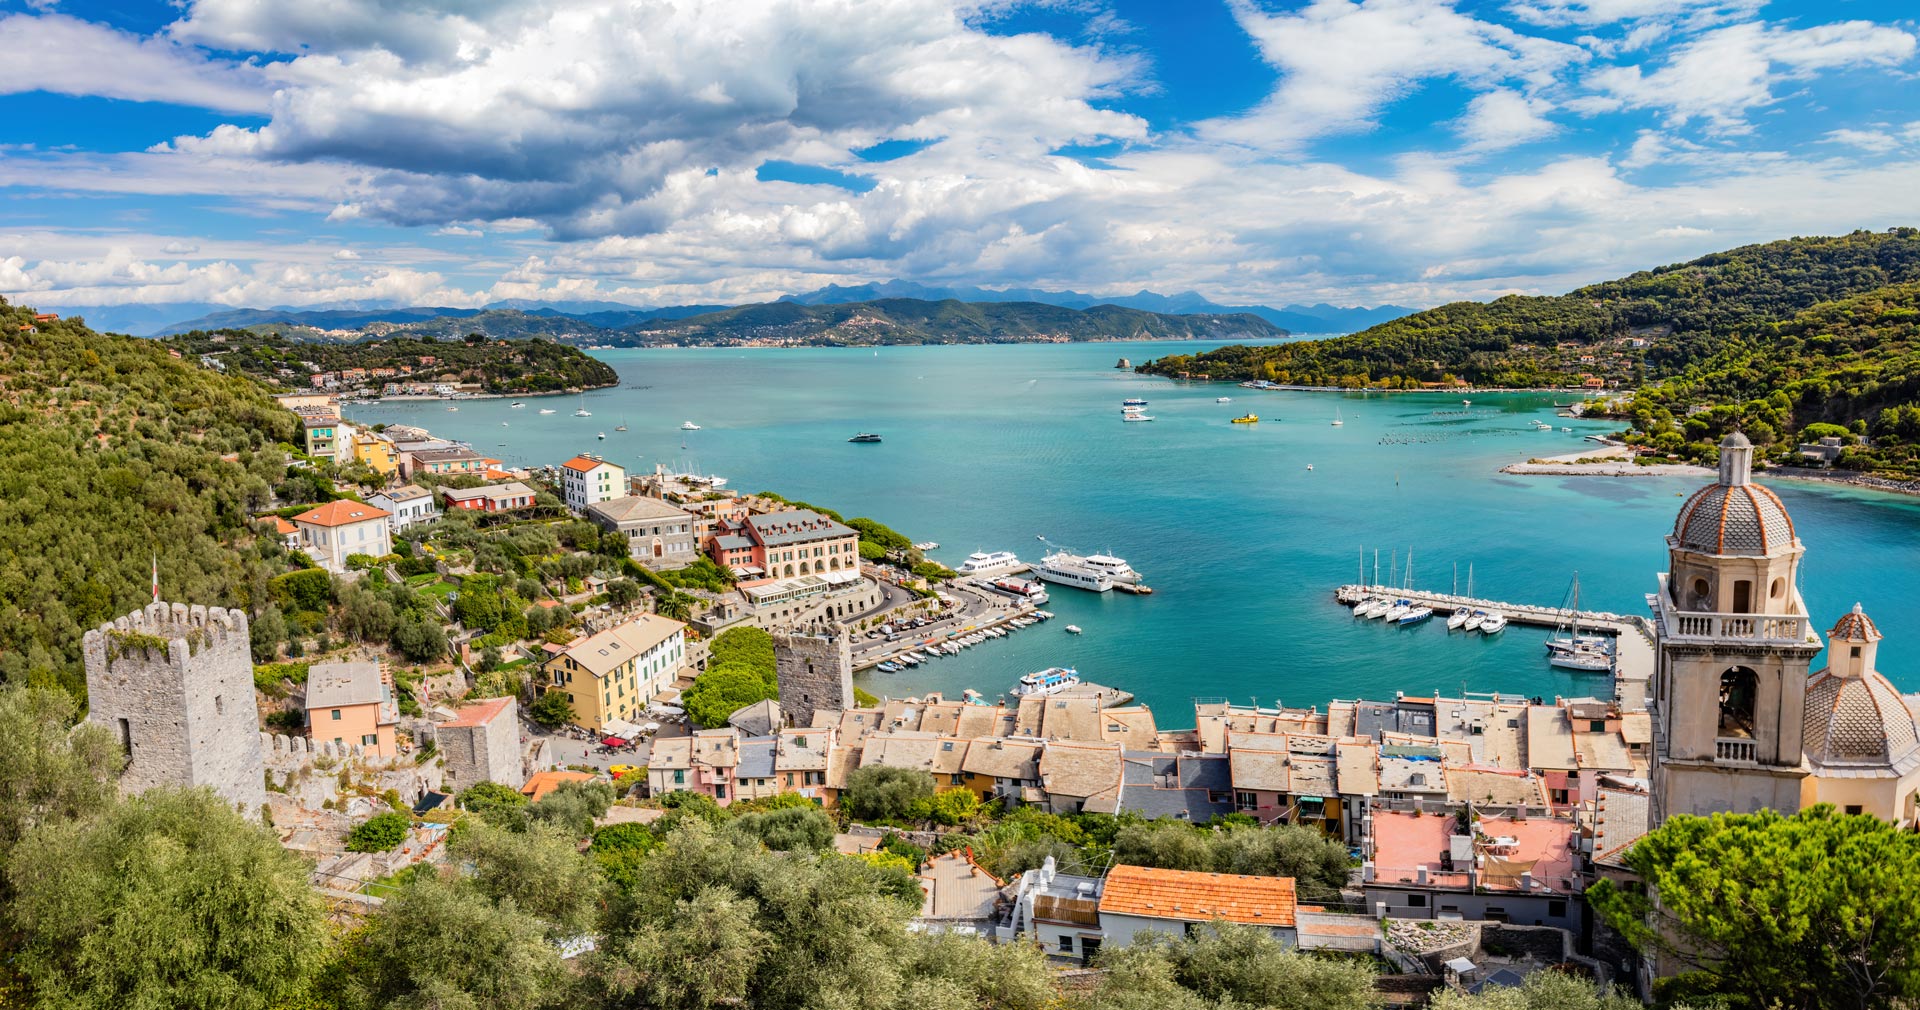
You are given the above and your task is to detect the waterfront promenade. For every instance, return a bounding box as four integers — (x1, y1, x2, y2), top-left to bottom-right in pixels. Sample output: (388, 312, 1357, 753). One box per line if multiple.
(1334, 584, 1655, 709)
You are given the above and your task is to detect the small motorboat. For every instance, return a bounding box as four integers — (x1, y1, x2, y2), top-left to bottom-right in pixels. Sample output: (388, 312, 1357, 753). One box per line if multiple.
(848, 432, 883, 443)
(1480, 613, 1508, 634)
(1230, 414, 1259, 424)
(1305, 463, 1313, 471)
(1216, 396, 1233, 403)
(501, 421, 509, 427)
(597, 432, 606, 440)
(539, 408, 556, 414)
(510, 402, 525, 408)
(1463, 610, 1487, 631)
(877, 662, 901, 674)
(446, 406, 458, 411)
(1447, 609, 1471, 631)
(1122, 414, 1155, 422)
(681, 421, 701, 430)
(1064, 624, 1083, 635)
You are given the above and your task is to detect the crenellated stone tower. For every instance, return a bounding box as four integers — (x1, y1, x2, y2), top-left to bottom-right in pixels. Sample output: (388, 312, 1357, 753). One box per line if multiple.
(1648, 433, 1821, 824)
(773, 621, 853, 728)
(83, 601, 267, 813)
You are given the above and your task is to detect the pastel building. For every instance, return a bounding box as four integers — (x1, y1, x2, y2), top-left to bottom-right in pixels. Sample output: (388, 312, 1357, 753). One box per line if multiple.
(402, 447, 489, 479)
(367, 485, 440, 530)
(350, 432, 398, 475)
(440, 481, 536, 513)
(710, 509, 860, 585)
(585, 495, 699, 568)
(304, 661, 400, 759)
(291, 500, 393, 572)
(646, 728, 741, 803)
(559, 454, 627, 512)
(301, 417, 340, 459)
(540, 614, 687, 733)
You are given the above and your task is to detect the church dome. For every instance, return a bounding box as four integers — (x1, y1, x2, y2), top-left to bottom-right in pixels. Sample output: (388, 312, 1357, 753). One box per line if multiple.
(1803, 668, 1920, 769)
(1670, 432, 1797, 556)
(1672, 482, 1796, 555)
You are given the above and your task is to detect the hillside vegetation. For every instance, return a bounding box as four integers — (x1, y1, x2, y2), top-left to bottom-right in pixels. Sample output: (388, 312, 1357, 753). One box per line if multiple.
(165, 328, 619, 394)
(0, 304, 296, 695)
(1140, 229, 1920, 389)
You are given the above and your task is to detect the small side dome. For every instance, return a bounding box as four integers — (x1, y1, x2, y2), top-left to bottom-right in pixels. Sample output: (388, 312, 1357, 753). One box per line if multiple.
(1829, 602, 1883, 643)
(1803, 670, 1920, 769)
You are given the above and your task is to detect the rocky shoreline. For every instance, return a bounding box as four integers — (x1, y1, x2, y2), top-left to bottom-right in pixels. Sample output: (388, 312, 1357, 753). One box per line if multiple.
(1501, 449, 1920, 500)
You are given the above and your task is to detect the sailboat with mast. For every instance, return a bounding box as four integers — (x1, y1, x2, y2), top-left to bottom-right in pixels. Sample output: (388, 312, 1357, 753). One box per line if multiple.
(1546, 572, 1612, 672)
(1331, 406, 1343, 427)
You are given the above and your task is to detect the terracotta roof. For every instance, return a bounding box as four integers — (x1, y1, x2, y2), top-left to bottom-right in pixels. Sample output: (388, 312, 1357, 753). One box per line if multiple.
(1098, 864, 1297, 927)
(1037, 741, 1121, 798)
(442, 696, 515, 729)
(521, 770, 592, 802)
(962, 738, 1042, 780)
(561, 455, 617, 472)
(293, 499, 391, 527)
(271, 516, 298, 534)
(1829, 603, 1883, 643)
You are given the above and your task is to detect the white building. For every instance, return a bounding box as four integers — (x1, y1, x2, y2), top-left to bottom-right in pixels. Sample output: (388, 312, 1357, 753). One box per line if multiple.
(367, 485, 440, 531)
(291, 500, 393, 572)
(559, 454, 627, 513)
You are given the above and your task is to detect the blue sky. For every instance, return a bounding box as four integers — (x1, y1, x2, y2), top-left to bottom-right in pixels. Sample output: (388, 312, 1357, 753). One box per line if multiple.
(0, 0, 1916, 312)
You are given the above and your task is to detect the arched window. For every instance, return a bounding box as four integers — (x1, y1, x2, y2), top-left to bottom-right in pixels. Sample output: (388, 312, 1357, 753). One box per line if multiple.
(1689, 577, 1710, 610)
(800, 561, 811, 575)
(1719, 667, 1758, 738)
(829, 557, 840, 571)
(784, 564, 795, 577)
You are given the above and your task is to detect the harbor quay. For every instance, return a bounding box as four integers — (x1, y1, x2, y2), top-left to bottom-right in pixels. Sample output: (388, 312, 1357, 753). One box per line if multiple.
(1333, 583, 1656, 710)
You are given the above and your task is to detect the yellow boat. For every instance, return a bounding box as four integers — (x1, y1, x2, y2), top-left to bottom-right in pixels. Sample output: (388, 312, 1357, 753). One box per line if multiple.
(1230, 413, 1259, 423)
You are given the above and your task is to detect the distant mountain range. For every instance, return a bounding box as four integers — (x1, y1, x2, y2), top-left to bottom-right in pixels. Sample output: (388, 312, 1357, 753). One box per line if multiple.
(47, 282, 1412, 337)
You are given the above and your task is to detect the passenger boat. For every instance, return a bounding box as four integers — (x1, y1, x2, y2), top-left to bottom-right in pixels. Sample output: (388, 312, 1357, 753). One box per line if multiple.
(1029, 551, 1115, 592)
(958, 550, 1022, 575)
(1010, 666, 1081, 697)
(1230, 413, 1259, 423)
(848, 432, 883, 443)
(990, 577, 1050, 605)
(1079, 552, 1142, 584)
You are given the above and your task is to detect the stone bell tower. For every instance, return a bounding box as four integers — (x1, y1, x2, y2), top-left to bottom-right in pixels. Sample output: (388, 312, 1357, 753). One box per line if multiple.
(1648, 433, 1821, 824)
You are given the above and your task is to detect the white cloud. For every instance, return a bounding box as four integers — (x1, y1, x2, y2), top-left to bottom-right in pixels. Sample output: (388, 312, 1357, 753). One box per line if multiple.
(160, 240, 201, 255)
(1205, 0, 1584, 149)
(1822, 128, 1900, 153)
(1587, 20, 1917, 133)
(1456, 89, 1559, 151)
(435, 225, 483, 237)
(1507, 0, 1760, 29)
(0, 14, 267, 112)
(332, 248, 360, 260)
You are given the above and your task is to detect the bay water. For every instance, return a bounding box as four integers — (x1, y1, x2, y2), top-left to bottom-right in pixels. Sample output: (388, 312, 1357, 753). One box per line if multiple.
(349, 340, 1920, 721)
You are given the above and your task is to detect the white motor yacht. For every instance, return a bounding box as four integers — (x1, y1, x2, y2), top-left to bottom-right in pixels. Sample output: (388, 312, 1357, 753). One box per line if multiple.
(1463, 611, 1487, 631)
(681, 421, 701, 430)
(539, 408, 557, 414)
(1122, 413, 1155, 422)
(1447, 610, 1471, 631)
(957, 550, 1022, 575)
(1064, 625, 1083, 635)
(1480, 613, 1508, 634)
(1217, 396, 1233, 403)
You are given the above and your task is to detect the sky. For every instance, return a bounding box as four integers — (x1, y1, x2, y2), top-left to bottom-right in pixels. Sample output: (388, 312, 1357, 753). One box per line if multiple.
(0, 0, 1916, 312)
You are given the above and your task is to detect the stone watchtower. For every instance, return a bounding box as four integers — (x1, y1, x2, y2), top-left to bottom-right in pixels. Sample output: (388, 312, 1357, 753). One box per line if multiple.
(773, 621, 853, 728)
(82, 602, 267, 813)
(1647, 433, 1821, 824)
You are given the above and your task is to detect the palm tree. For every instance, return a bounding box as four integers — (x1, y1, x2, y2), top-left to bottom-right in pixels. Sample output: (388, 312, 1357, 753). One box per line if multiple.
(655, 590, 695, 622)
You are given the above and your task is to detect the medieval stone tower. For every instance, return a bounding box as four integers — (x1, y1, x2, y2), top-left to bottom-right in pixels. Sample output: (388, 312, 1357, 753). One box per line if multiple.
(82, 601, 267, 813)
(1648, 433, 1821, 824)
(773, 621, 853, 728)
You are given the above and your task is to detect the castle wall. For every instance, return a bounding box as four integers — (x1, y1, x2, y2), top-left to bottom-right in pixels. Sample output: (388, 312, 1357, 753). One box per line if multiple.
(774, 625, 853, 728)
(83, 602, 266, 813)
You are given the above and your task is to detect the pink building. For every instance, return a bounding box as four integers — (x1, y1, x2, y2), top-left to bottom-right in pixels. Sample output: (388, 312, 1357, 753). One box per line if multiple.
(646, 728, 742, 805)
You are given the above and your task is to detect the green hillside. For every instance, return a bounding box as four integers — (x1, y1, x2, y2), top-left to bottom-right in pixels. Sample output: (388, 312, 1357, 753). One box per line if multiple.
(165, 329, 619, 394)
(0, 305, 297, 695)
(1139, 229, 1920, 389)
(615, 297, 1286, 345)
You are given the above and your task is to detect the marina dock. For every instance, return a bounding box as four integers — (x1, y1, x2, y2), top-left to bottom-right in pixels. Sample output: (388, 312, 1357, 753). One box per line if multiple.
(855, 605, 1050, 673)
(1334, 584, 1655, 708)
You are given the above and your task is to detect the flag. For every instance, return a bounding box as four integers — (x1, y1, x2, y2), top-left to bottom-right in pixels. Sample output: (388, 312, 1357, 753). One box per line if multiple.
(151, 553, 159, 603)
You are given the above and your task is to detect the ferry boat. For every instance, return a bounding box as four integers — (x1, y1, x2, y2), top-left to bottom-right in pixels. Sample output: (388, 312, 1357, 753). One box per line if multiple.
(1029, 551, 1114, 592)
(1010, 666, 1081, 697)
(1079, 552, 1142, 584)
(1230, 413, 1259, 423)
(1122, 398, 1149, 406)
(990, 577, 1050, 604)
(957, 550, 1022, 575)
(681, 421, 701, 430)
(848, 432, 883, 443)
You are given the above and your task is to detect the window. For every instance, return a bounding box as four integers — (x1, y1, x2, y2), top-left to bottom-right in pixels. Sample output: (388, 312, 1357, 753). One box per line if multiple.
(1235, 791, 1258, 811)
(1405, 894, 1427, 908)
(1549, 788, 1570, 805)
(1409, 773, 1426, 787)
(1733, 579, 1752, 613)
(1845, 805, 1863, 816)
(116, 717, 132, 757)
(714, 785, 726, 800)
(1058, 935, 1075, 953)
(673, 769, 685, 785)
(1852, 646, 1863, 658)
(1718, 667, 1758, 738)
(362, 734, 378, 746)
(1548, 900, 1568, 918)
(332, 709, 343, 721)
(1588, 720, 1605, 732)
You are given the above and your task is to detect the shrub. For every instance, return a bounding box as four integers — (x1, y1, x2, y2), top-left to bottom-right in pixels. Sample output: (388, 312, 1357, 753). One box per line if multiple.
(841, 765, 934, 823)
(347, 811, 411, 853)
(527, 689, 575, 729)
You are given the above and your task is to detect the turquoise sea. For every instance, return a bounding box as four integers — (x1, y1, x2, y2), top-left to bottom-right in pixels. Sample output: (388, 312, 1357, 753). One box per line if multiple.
(349, 341, 1920, 720)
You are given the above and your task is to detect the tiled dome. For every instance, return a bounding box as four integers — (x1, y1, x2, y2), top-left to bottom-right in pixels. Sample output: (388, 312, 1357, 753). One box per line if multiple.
(1829, 603, 1883, 643)
(1805, 669, 1920, 767)
(1672, 482, 1796, 556)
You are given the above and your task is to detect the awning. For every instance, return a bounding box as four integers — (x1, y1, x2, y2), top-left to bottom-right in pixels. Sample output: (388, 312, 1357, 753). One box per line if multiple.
(603, 718, 646, 739)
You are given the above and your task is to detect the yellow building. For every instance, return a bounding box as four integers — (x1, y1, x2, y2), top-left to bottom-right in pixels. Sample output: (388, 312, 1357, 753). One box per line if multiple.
(352, 433, 398, 476)
(541, 614, 687, 733)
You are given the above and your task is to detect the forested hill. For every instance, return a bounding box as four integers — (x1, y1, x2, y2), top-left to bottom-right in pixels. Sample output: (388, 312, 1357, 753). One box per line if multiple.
(612, 297, 1286, 345)
(1137, 229, 1920, 389)
(0, 304, 297, 696)
(1614, 281, 1920, 473)
(165, 328, 619, 394)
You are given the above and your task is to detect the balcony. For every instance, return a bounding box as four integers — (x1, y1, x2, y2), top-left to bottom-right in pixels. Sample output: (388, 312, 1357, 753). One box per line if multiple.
(1650, 576, 1818, 646)
(1714, 737, 1759, 763)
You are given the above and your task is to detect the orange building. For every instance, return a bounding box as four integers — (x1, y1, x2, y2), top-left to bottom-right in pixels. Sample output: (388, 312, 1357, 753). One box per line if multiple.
(304, 661, 399, 759)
